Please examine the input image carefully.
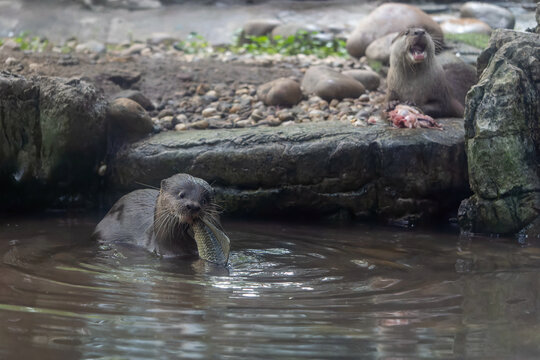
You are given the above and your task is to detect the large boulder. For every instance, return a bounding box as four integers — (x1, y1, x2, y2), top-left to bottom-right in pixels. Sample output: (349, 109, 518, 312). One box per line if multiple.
(0, 72, 107, 209)
(458, 30, 540, 235)
(346, 3, 444, 59)
(109, 120, 469, 225)
(460, 2, 515, 30)
(302, 66, 365, 101)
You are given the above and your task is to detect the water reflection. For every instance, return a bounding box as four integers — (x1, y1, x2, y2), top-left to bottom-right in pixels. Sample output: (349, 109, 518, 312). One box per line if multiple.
(1, 216, 540, 359)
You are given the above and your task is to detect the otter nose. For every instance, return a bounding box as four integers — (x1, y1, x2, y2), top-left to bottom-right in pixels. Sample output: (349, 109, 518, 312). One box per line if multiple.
(186, 202, 201, 214)
(413, 29, 425, 36)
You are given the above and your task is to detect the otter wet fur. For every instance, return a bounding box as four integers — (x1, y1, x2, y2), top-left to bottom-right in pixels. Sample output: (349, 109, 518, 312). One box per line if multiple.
(93, 173, 229, 264)
(386, 28, 472, 118)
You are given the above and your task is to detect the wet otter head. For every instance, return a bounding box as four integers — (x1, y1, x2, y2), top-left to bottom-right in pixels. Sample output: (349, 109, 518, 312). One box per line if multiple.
(391, 27, 435, 66)
(156, 174, 215, 225)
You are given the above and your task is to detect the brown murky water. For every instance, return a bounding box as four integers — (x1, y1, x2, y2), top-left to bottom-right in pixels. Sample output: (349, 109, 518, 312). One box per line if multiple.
(1, 215, 540, 359)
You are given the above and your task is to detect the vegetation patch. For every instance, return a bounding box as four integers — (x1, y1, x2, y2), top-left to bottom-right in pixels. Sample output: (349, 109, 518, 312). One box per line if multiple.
(232, 30, 348, 58)
(445, 33, 490, 49)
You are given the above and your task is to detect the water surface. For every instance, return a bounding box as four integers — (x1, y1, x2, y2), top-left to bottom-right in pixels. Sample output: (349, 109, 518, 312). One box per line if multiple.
(1, 215, 540, 359)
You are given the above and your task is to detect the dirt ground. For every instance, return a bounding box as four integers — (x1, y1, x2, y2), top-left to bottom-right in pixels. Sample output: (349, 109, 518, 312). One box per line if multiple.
(0, 49, 300, 108)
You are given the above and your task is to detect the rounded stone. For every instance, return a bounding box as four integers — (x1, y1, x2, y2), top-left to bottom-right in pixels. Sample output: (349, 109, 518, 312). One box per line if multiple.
(107, 98, 153, 140)
(112, 90, 154, 111)
(257, 78, 303, 107)
(342, 69, 381, 91)
(302, 66, 365, 101)
(460, 2, 515, 30)
(202, 107, 218, 117)
(441, 18, 492, 35)
(346, 3, 444, 59)
(240, 19, 281, 42)
(75, 40, 106, 54)
(364, 32, 398, 65)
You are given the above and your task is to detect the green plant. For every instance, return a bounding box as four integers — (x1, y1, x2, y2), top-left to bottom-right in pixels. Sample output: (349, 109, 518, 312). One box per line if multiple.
(232, 30, 348, 58)
(444, 33, 490, 49)
(367, 59, 383, 73)
(174, 32, 209, 54)
(9, 31, 49, 52)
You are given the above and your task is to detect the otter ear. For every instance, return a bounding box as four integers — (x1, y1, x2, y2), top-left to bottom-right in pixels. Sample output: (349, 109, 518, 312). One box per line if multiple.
(160, 179, 167, 189)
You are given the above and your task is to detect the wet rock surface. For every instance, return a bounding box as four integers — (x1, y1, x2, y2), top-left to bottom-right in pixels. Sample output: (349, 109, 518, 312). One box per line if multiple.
(110, 120, 468, 224)
(459, 29, 540, 235)
(0, 71, 107, 209)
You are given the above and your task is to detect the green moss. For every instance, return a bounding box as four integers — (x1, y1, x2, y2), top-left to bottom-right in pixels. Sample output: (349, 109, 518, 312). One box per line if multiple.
(445, 33, 490, 49)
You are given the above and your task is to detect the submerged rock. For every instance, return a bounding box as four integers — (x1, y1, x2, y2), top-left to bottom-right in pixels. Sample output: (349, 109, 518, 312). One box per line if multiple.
(458, 30, 540, 235)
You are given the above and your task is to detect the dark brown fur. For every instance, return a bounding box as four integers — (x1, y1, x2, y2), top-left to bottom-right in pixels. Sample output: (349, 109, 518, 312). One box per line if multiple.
(386, 28, 476, 118)
(93, 174, 219, 257)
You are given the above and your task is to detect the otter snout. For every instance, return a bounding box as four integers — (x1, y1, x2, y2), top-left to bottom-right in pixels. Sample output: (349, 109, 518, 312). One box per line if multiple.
(185, 201, 201, 216)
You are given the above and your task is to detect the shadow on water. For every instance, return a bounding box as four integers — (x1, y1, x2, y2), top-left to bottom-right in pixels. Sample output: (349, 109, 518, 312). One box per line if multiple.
(1, 214, 540, 359)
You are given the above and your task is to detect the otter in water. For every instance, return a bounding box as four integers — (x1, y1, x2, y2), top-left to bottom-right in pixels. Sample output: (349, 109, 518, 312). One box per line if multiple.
(93, 173, 230, 265)
(386, 27, 475, 118)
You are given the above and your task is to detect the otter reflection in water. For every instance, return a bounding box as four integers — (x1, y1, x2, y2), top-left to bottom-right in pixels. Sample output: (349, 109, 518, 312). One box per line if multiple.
(93, 174, 230, 265)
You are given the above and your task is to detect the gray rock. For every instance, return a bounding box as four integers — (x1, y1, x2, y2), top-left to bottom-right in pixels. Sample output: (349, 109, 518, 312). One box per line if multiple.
(460, 2, 516, 30)
(75, 40, 106, 54)
(112, 89, 154, 110)
(147, 32, 178, 46)
(109, 120, 468, 225)
(271, 24, 321, 39)
(240, 19, 281, 43)
(107, 98, 154, 141)
(441, 18, 492, 35)
(346, 3, 444, 59)
(0, 72, 107, 209)
(0, 39, 20, 51)
(302, 66, 365, 101)
(458, 30, 540, 235)
(257, 78, 303, 107)
(341, 69, 381, 91)
(364, 32, 397, 65)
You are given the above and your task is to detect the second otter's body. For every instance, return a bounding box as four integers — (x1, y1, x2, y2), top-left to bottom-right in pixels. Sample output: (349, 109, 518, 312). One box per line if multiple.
(387, 28, 475, 118)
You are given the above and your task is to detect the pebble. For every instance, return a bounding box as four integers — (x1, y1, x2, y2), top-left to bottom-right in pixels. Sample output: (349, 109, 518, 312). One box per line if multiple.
(175, 123, 188, 131)
(4, 57, 18, 66)
(202, 107, 217, 117)
(250, 109, 265, 122)
(189, 119, 210, 130)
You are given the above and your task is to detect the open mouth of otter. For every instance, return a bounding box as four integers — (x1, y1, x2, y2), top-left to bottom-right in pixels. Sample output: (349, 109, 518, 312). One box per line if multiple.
(409, 41, 427, 63)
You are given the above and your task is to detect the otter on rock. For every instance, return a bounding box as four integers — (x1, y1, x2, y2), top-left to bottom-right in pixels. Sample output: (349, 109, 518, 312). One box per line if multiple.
(386, 27, 476, 118)
(93, 173, 230, 265)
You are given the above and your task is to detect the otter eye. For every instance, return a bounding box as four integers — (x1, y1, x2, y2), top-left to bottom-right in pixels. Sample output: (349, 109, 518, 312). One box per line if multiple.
(178, 192, 185, 199)
(405, 30, 410, 35)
